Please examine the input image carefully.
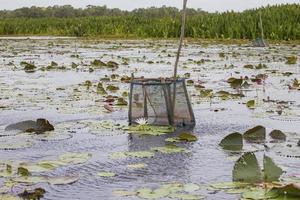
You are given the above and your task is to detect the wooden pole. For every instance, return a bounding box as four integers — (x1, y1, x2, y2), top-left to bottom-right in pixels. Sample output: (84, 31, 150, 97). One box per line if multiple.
(259, 12, 264, 40)
(173, 0, 188, 79)
(171, 0, 188, 125)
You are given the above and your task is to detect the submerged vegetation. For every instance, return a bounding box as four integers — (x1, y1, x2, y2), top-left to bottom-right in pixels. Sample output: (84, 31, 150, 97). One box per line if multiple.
(0, 4, 300, 39)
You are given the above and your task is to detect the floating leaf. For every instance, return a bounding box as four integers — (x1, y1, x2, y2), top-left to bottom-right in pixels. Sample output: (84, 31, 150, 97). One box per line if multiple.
(269, 130, 286, 140)
(263, 155, 283, 182)
(98, 172, 116, 177)
(17, 167, 31, 177)
(18, 188, 46, 200)
(127, 163, 147, 169)
(47, 176, 78, 185)
(151, 144, 189, 154)
(242, 187, 278, 200)
(126, 125, 175, 136)
(0, 195, 21, 200)
(59, 152, 92, 165)
(233, 152, 263, 183)
(168, 193, 204, 200)
(183, 183, 201, 192)
(137, 188, 170, 199)
(110, 151, 154, 159)
(268, 183, 300, 197)
(13, 175, 78, 185)
(243, 126, 266, 141)
(246, 100, 256, 109)
(113, 190, 136, 197)
(210, 182, 250, 190)
(219, 132, 243, 151)
(178, 132, 198, 142)
(165, 137, 182, 143)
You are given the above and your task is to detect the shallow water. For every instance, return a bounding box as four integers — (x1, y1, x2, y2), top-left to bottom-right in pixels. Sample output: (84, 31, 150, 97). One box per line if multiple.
(0, 38, 300, 200)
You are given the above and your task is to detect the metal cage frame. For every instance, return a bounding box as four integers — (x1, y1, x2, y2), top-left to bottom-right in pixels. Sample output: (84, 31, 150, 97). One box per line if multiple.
(128, 77, 195, 127)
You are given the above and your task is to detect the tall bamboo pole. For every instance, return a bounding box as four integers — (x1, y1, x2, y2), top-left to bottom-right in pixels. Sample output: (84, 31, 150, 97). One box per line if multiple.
(173, 0, 188, 79)
(172, 0, 188, 125)
(259, 12, 264, 40)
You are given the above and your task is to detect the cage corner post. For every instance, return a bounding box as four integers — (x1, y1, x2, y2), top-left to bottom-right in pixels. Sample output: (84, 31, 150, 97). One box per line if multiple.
(128, 73, 135, 125)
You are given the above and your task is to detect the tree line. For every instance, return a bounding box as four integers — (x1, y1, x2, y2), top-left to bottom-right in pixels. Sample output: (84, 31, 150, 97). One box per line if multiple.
(0, 4, 299, 40)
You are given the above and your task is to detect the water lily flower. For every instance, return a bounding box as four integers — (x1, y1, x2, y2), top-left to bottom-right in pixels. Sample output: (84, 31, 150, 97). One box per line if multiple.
(135, 118, 148, 125)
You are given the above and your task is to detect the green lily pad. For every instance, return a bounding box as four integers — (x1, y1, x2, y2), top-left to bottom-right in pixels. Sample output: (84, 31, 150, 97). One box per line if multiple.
(168, 193, 205, 200)
(127, 163, 147, 169)
(219, 132, 243, 151)
(110, 151, 155, 159)
(17, 167, 31, 177)
(160, 183, 184, 193)
(13, 176, 47, 184)
(178, 132, 198, 142)
(113, 190, 136, 197)
(47, 176, 78, 185)
(210, 182, 250, 190)
(183, 183, 201, 192)
(263, 155, 283, 182)
(151, 144, 189, 154)
(165, 137, 182, 143)
(98, 172, 116, 177)
(59, 152, 92, 165)
(137, 188, 170, 199)
(233, 152, 263, 183)
(268, 184, 300, 197)
(13, 175, 78, 185)
(0, 195, 21, 200)
(242, 187, 278, 200)
(0, 180, 16, 193)
(244, 126, 266, 141)
(126, 125, 175, 136)
(246, 100, 256, 109)
(20, 162, 57, 173)
(18, 187, 46, 200)
(269, 130, 286, 140)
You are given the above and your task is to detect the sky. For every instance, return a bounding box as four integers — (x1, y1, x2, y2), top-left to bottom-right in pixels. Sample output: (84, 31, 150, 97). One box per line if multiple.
(0, 0, 298, 12)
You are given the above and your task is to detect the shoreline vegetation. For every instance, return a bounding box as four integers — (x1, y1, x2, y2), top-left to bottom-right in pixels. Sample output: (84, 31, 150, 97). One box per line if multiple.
(0, 36, 299, 45)
(0, 4, 299, 40)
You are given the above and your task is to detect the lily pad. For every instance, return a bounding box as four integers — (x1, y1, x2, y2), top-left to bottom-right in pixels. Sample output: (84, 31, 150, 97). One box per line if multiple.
(168, 193, 205, 200)
(0, 195, 21, 200)
(178, 132, 198, 142)
(137, 188, 170, 199)
(269, 130, 286, 140)
(268, 183, 300, 197)
(110, 151, 155, 159)
(210, 182, 250, 190)
(263, 155, 283, 182)
(126, 125, 175, 136)
(183, 183, 201, 192)
(219, 132, 243, 151)
(243, 126, 266, 141)
(59, 152, 92, 165)
(127, 163, 147, 169)
(151, 144, 189, 154)
(5, 119, 54, 134)
(246, 100, 256, 109)
(98, 172, 116, 177)
(113, 190, 136, 197)
(233, 152, 263, 183)
(242, 187, 278, 200)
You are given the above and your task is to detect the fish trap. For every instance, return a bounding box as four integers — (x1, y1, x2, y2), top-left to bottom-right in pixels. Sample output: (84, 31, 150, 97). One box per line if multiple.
(128, 77, 195, 127)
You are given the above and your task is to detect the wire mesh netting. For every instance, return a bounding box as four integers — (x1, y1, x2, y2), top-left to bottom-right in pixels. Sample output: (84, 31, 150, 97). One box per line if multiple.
(129, 78, 195, 127)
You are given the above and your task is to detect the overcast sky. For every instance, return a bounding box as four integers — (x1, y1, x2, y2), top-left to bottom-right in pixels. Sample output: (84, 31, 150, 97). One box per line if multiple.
(0, 0, 298, 12)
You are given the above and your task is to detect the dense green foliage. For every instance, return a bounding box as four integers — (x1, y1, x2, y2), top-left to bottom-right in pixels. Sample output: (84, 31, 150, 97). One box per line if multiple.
(0, 4, 299, 40)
